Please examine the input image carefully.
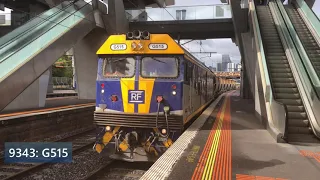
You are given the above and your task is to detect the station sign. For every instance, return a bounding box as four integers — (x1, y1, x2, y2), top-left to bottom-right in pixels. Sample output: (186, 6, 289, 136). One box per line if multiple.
(110, 43, 127, 51)
(148, 43, 168, 50)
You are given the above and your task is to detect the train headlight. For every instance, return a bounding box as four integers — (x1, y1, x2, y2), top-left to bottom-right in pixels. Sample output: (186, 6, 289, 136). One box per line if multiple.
(101, 89, 105, 93)
(161, 128, 167, 134)
(163, 106, 170, 112)
(172, 91, 176, 95)
(106, 126, 111, 131)
(131, 42, 137, 49)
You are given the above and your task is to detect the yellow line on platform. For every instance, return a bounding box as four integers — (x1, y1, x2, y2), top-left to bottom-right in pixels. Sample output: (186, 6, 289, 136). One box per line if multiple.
(201, 95, 228, 180)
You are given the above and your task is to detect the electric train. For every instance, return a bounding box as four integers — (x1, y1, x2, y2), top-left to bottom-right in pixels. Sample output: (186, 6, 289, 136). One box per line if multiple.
(93, 30, 236, 162)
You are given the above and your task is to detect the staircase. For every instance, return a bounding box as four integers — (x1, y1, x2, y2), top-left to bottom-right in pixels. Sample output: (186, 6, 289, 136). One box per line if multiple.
(256, 5, 319, 143)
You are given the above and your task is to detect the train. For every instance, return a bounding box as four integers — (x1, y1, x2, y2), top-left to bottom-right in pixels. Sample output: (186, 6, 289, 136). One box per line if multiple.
(92, 30, 236, 162)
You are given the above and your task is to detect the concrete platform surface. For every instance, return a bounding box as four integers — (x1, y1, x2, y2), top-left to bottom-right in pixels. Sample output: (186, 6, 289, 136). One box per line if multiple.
(148, 91, 320, 180)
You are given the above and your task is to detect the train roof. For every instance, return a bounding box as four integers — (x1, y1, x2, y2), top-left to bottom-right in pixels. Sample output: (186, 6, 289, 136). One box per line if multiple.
(96, 32, 215, 76)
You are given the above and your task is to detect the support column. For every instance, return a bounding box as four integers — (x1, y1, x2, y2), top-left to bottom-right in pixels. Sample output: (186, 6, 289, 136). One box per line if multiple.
(2, 70, 49, 112)
(229, 0, 249, 98)
(93, 0, 129, 34)
(47, 67, 53, 93)
(74, 28, 109, 100)
(240, 64, 252, 99)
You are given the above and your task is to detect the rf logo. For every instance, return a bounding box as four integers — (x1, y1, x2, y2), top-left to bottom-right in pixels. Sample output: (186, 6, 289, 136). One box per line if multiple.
(128, 90, 145, 104)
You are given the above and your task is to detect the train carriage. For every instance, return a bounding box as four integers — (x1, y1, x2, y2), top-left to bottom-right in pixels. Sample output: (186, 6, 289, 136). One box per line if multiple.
(93, 30, 236, 162)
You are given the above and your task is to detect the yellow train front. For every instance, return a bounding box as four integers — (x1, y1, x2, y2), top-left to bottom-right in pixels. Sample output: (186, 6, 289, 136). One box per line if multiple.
(93, 30, 236, 162)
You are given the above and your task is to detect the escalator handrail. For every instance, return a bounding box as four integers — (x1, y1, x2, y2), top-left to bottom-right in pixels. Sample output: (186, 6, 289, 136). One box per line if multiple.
(0, 2, 93, 65)
(0, 1, 74, 50)
(249, 1, 272, 102)
(250, 1, 288, 140)
(265, 1, 289, 141)
(275, 0, 320, 98)
(294, 0, 320, 32)
(275, 0, 320, 139)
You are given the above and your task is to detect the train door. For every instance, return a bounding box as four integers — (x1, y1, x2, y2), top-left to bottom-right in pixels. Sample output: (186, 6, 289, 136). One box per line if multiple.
(205, 72, 208, 102)
(183, 60, 194, 118)
(189, 63, 194, 112)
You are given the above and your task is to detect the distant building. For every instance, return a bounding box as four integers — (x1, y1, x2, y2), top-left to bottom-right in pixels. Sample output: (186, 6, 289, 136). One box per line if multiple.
(227, 63, 236, 72)
(236, 63, 242, 71)
(221, 54, 232, 71)
(217, 63, 222, 71)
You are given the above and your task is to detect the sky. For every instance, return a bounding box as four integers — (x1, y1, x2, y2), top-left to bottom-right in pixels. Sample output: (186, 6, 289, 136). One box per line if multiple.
(169, 0, 320, 68)
(170, 0, 240, 67)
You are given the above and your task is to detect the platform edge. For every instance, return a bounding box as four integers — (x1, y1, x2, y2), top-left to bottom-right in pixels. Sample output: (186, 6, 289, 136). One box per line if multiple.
(0, 104, 95, 121)
(139, 92, 226, 180)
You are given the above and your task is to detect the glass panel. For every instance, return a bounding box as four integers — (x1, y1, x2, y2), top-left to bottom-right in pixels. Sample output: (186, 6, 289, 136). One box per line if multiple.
(126, 5, 231, 22)
(141, 57, 179, 78)
(103, 57, 135, 77)
(0, 2, 93, 79)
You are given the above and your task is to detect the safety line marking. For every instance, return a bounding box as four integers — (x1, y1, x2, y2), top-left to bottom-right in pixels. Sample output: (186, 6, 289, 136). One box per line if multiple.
(192, 91, 232, 180)
(212, 94, 231, 179)
(236, 174, 288, 180)
(299, 150, 320, 163)
(0, 103, 95, 118)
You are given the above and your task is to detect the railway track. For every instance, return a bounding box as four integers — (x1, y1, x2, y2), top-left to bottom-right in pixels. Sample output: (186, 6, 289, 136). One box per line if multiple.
(82, 161, 153, 180)
(0, 129, 96, 180)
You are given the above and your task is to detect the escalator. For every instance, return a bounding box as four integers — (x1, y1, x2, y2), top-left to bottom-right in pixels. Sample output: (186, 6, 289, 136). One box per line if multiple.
(0, 0, 96, 111)
(284, 5, 320, 79)
(256, 5, 319, 143)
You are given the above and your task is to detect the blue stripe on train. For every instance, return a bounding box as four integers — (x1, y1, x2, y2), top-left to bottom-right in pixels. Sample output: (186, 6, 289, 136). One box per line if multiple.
(96, 80, 124, 112)
(149, 81, 183, 113)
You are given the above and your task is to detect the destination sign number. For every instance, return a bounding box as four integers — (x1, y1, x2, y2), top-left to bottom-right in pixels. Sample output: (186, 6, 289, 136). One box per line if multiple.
(110, 43, 127, 50)
(149, 43, 168, 50)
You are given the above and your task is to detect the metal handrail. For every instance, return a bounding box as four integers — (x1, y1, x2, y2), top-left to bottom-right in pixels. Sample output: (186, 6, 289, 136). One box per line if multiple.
(276, 0, 320, 98)
(250, 0, 288, 140)
(275, 0, 320, 139)
(250, 1, 271, 102)
(0, 2, 75, 49)
(0, 2, 92, 64)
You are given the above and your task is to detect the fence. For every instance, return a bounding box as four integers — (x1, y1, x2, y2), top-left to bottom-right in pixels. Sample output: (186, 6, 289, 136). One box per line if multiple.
(52, 77, 74, 90)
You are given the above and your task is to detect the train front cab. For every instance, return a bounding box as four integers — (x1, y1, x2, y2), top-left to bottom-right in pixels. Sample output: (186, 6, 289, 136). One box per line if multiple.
(94, 56, 186, 161)
(93, 33, 195, 162)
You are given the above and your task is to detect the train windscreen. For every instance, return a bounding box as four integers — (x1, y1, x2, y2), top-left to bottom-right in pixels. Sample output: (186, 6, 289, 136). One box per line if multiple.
(103, 57, 135, 77)
(141, 57, 179, 78)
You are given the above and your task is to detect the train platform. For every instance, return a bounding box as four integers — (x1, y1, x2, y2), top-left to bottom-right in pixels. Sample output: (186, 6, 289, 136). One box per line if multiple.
(141, 91, 320, 180)
(0, 97, 95, 115)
